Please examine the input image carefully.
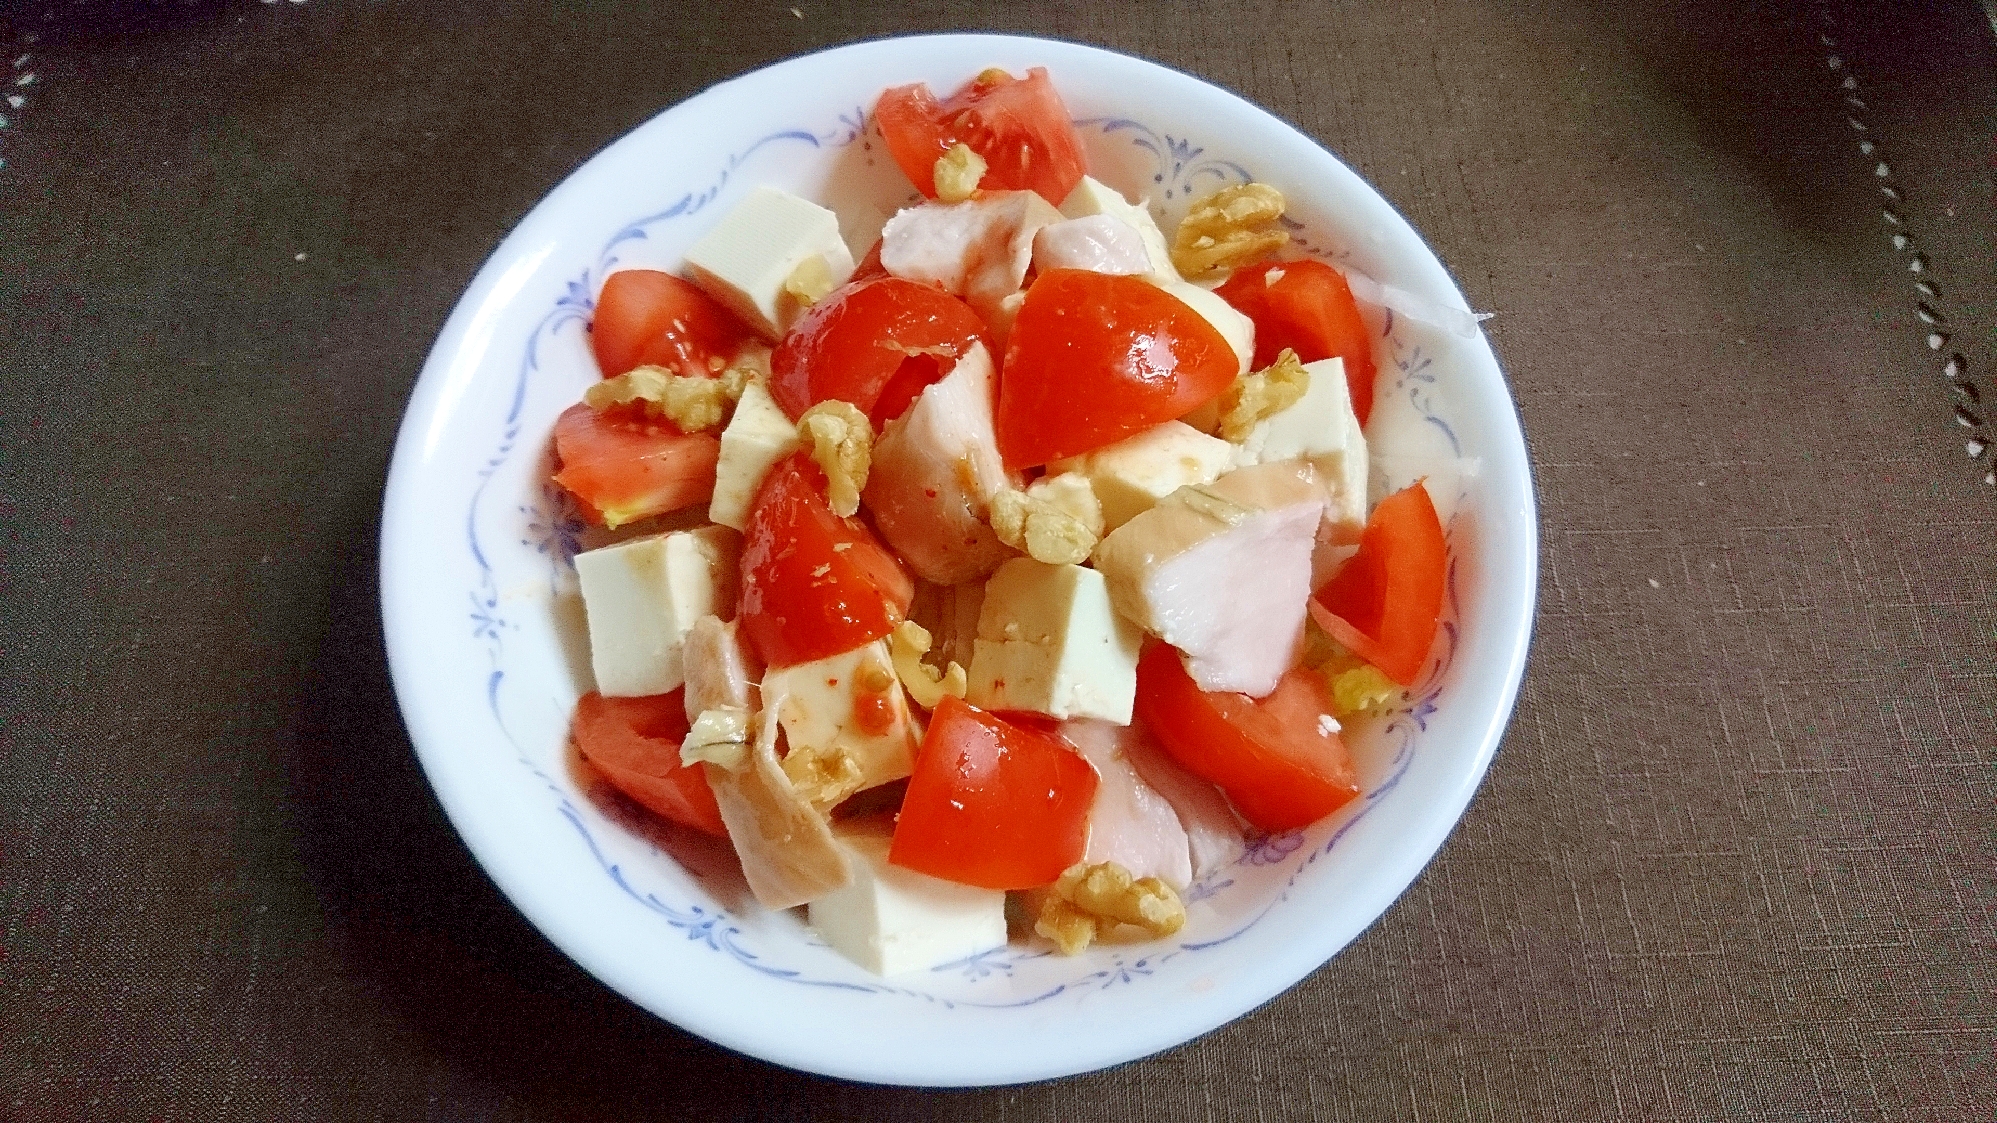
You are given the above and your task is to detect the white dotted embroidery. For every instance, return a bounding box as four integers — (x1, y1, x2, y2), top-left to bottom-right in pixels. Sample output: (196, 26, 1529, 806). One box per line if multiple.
(1821, 12, 1992, 484)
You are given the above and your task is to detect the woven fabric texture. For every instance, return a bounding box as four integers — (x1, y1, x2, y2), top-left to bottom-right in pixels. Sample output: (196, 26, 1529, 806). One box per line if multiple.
(1, 1, 1991, 1119)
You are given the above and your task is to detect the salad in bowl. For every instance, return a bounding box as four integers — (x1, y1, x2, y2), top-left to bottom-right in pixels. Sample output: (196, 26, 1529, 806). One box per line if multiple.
(381, 34, 1535, 1086)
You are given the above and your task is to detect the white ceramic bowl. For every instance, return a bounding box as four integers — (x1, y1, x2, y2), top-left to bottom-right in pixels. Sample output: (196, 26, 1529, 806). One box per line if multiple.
(380, 33, 1536, 1087)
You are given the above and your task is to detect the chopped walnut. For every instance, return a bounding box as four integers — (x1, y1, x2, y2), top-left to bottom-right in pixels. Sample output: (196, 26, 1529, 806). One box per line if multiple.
(584, 364, 733, 432)
(796, 400, 873, 517)
(989, 477, 1102, 565)
(783, 254, 837, 309)
(1326, 659, 1400, 719)
(1217, 348, 1311, 441)
(933, 143, 988, 204)
(780, 740, 867, 807)
(679, 706, 752, 770)
(889, 620, 968, 711)
(1033, 862, 1187, 955)
(1170, 182, 1290, 279)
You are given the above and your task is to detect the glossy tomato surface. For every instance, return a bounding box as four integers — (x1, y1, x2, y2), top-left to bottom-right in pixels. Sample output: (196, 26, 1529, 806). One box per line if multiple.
(736, 451, 914, 668)
(768, 277, 987, 428)
(591, 269, 753, 378)
(888, 696, 1098, 890)
(551, 402, 720, 528)
(995, 269, 1239, 467)
(1310, 481, 1447, 686)
(1215, 259, 1378, 428)
(1134, 645, 1359, 833)
(875, 67, 1087, 204)
(571, 689, 727, 837)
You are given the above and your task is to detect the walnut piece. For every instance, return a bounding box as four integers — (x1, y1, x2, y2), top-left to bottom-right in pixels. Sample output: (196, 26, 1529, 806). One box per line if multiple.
(889, 619, 969, 711)
(1170, 182, 1290, 279)
(780, 740, 867, 808)
(1217, 348, 1311, 441)
(1033, 861, 1187, 955)
(584, 364, 733, 432)
(989, 477, 1102, 565)
(933, 143, 988, 204)
(679, 706, 752, 770)
(796, 400, 873, 517)
(782, 254, 836, 310)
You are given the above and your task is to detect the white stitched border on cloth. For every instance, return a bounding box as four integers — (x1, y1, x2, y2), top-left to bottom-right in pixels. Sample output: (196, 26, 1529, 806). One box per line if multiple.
(1818, 11, 1993, 486)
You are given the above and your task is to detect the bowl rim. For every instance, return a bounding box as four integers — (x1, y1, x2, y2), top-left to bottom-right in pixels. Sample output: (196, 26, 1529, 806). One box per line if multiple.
(379, 30, 1539, 1086)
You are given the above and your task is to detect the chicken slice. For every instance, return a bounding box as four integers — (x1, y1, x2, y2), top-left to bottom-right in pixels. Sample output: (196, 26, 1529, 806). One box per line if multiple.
(1117, 720, 1247, 881)
(681, 615, 763, 721)
(1061, 719, 1194, 890)
(1031, 214, 1154, 276)
(701, 685, 853, 909)
(879, 191, 1064, 327)
(861, 343, 1016, 585)
(1092, 462, 1325, 697)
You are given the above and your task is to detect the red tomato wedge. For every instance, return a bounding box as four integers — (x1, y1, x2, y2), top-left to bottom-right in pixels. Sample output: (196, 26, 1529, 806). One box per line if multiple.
(875, 67, 1088, 204)
(551, 402, 719, 528)
(1215, 259, 1379, 428)
(1309, 481, 1447, 686)
(591, 269, 754, 379)
(1134, 645, 1359, 833)
(768, 277, 988, 428)
(571, 689, 727, 837)
(888, 696, 1099, 890)
(995, 269, 1239, 468)
(736, 451, 915, 668)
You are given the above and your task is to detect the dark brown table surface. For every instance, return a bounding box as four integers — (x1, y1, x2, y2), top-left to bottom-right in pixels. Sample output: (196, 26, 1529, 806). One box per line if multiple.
(4, 1, 1993, 1119)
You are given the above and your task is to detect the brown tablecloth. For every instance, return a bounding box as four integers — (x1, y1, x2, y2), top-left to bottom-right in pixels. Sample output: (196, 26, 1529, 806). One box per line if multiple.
(4, 1, 1992, 1118)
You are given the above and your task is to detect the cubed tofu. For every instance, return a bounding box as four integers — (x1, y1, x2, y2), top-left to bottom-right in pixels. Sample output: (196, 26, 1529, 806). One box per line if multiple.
(682, 186, 856, 339)
(1157, 279, 1254, 377)
(1092, 462, 1324, 697)
(807, 821, 1007, 976)
(762, 640, 919, 808)
(879, 191, 1063, 324)
(709, 378, 802, 531)
(575, 526, 740, 697)
(1231, 356, 1368, 545)
(966, 559, 1142, 724)
(1058, 175, 1179, 285)
(1047, 420, 1235, 532)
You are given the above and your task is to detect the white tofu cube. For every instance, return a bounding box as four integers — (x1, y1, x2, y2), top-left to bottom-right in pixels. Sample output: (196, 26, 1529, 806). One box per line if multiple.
(966, 559, 1142, 724)
(682, 186, 856, 339)
(709, 379, 801, 531)
(1231, 356, 1368, 545)
(807, 822, 1007, 976)
(1059, 175, 1179, 285)
(575, 526, 740, 697)
(1157, 279, 1254, 377)
(761, 640, 919, 807)
(1048, 420, 1235, 532)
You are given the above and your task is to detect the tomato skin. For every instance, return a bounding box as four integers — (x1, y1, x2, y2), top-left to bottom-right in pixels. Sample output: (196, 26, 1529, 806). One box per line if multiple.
(1134, 645, 1359, 833)
(875, 68, 1088, 204)
(995, 269, 1240, 468)
(887, 696, 1099, 890)
(1309, 481, 1447, 686)
(591, 269, 753, 379)
(768, 277, 987, 427)
(736, 451, 915, 668)
(551, 402, 719, 528)
(571, 690, 727, 837)
(1215, 260, 1379, 428)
